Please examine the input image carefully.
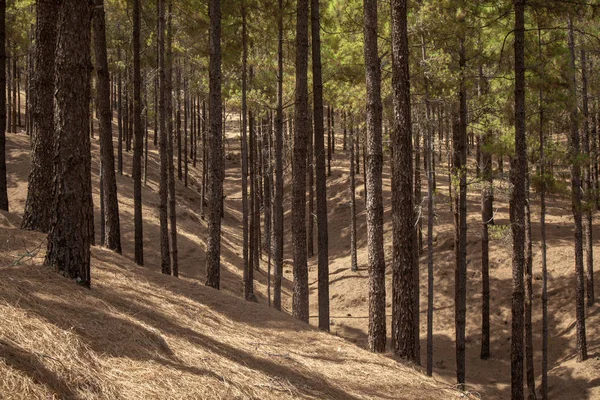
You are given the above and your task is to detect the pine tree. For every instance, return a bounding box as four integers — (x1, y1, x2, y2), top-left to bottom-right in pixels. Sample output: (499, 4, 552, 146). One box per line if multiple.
(45, 0, 93, 287)
(205, 0, 223, 289)
(511, 1, 527, 397)
(292, 0, 310, 323)
(311, 0, 329, 331)
(390, 0, 417, 363)
(21, 1, 59, 229)
(0, 0, 5, 212)
(363, 0, 386, 353)
(92, 0, 122, 254)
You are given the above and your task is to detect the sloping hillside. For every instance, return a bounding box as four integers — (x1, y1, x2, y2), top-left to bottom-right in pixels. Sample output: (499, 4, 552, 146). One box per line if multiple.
(0, 132, 467, 399)
(0, 216, 462, 400)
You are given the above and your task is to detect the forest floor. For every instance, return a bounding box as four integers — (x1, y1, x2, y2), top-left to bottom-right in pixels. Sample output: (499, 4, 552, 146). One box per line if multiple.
(1, 111, 599, 399)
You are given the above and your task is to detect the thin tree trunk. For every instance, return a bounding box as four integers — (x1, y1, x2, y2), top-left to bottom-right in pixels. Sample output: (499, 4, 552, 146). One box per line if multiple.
(273, 0, 285, 311)
(567, 17, 588, 363)
(454, 31, 468, 387)
(350, 116, 358, 273)
(581, 48, 595, 307)
(311, 0, 329, 330)
(307, 110, 314, 258)
(538, 25, 549, 400)
(0, 0, 6, 211)
(176, 62, 182, 181)
(45, 0, 93, 287)
(201, 100, 207, 219)
(205, 0, 223, 289)
(92, 0, 122, 254)
(241, 1, 253, 301)
(166, 2, 178, 277)
(158, 0, 171, 275)
(511, 2, 527, 397)
(21, 1, 59, 228)
(132, 0, 143, 264)
(117, 48, 123, 175)
(184, 72, 188, 187)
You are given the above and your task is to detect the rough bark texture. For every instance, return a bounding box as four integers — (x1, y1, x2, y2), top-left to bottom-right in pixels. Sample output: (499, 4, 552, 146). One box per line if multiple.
(158, 0, 171, 275)
(21, 1, 59, 227)
(166, 3, 178, 277)
(453, 35, 468, 388)
(349, 118, 358, 274)
(567, 18, 588, 363)
(390, 0, 417, 362)
(131, 0, 143, 263)
(241, 4, 252, 299)
(45, 0, 92, 287)
(363, 0, 386, 354)
(205, 0, 223, 289)
(92, 0, 122, 254)
(0, 0, 5, 211)
(311, 0, 329, 331)
(273, 0, 284, 311)
(538, 26, 548, 399)
(581, 48, 594, 307)
(292, 0, 310, 323)
(511, 1, 527, 397)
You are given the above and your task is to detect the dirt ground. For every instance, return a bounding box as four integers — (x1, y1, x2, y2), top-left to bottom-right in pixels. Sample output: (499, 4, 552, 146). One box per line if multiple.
(2, 111, 599, 399)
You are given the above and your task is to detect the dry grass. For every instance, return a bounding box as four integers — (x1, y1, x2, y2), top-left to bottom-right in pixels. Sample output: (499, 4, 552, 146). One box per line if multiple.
(0, 220, 468, 400)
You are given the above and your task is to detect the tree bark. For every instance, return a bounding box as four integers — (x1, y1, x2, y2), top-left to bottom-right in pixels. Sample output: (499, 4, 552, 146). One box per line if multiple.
(363, 0, 386, 353)
(158, 0, 171, 275)
(21, 1, 60, 226)
(567, 17, 588, 363)
(45, 0, 93, 287)
(311, 0, 329, 330)
(205, 0, 223, 289)
(273, 0, 285, 311)
(166, 2, 178, 277)
(92, 0, 122, 254)
(581, 48, 594, 307)
(292, 0, 310, 323)
(349, 116, 358, 274)
(390, 0, 417, 362)
(0, 0, 6, 211)
(511, 1, 527, 397)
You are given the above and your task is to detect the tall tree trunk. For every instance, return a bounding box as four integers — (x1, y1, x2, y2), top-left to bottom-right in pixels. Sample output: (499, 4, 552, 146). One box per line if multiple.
(201, 100, 207, 219)
(538, 26, 549, 400)
(132, 0, 143, 264)
(363, 0, 386, 353)
(525, 176, 536, 400)
(92, 0, 122, 254)
(567, 17, 588, 363)
(511, 1, 527, 397)
(241, 1, 253, 301)
(0, 0, 6, 211)
(581, 48, 594, 307)
(158, 0, 171, 275)
(420, 30, 435, 376)
(454, 32, 468, 387)
(307, 110, 314, 258)
(117, 48, 123, 175)
(166, 2, 178, 277)
(311, 0, 329, 330)
(184, 73, 188, 187)
(349, 116, 358, 273)
(21, 1, 59, 227)
(390, 0, 417, 362)
(205, 0, 223, 289)
(273, 0, 285, 311)
(327, 105, 332, 177)
(292, 0, 310, 323)
(45, 0, 93, 287)
(263, 114, 272, 257)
